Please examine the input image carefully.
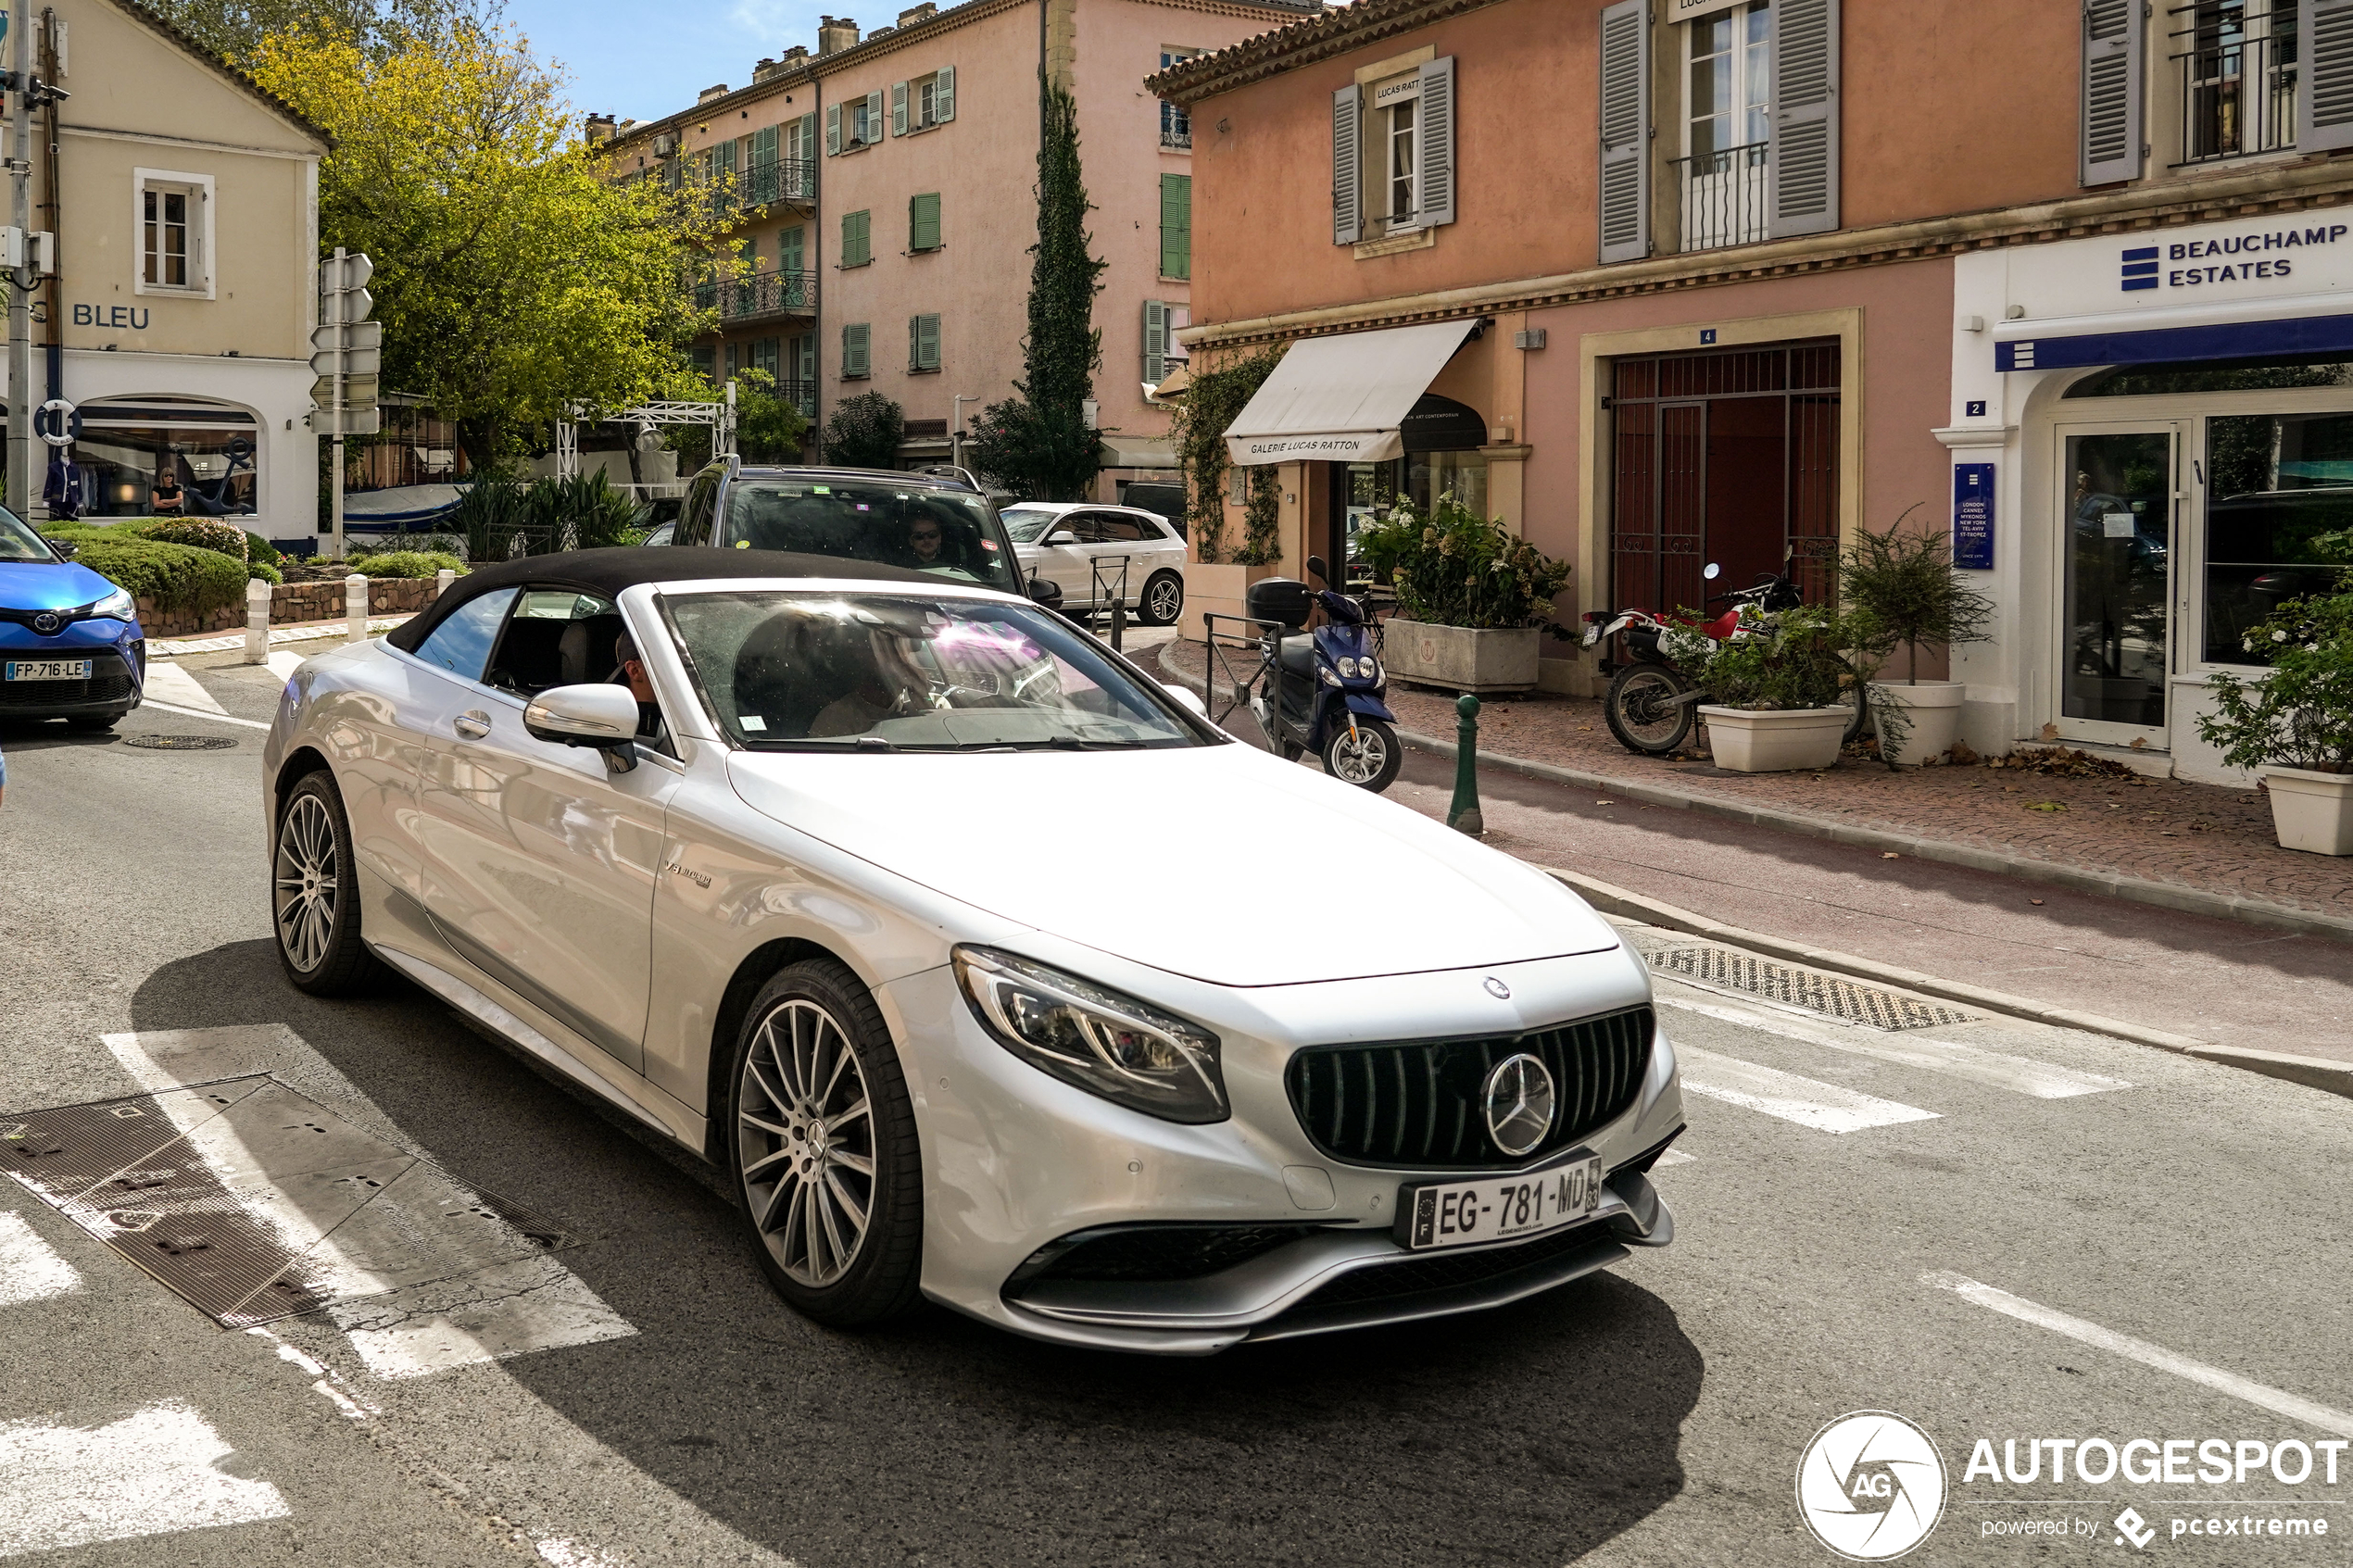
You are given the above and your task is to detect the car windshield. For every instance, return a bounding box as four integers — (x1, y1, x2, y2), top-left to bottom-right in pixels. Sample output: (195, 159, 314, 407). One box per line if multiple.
(0, 506, 56, 562)
(998, 507, 1063, 544)
(664, 590, 1210, 751)
(716, 480, 1019, 591)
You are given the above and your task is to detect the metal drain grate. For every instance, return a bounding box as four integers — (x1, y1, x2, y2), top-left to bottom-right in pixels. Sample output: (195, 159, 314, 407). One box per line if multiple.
(126, 734, 240, 750)
(1646, 946, 1972, 1031)
(1, 1077, 566, 1327)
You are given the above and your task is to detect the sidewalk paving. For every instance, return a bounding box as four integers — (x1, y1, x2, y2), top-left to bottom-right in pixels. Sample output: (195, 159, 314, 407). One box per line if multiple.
(150, 612, 417, 658)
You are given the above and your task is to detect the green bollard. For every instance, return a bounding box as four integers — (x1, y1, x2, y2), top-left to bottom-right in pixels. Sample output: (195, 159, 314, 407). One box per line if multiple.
(1448, 693, 1484, 837)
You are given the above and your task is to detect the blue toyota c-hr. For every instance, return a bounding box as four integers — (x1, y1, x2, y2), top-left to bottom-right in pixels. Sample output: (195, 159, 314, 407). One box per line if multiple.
(0, 509, 145, 730)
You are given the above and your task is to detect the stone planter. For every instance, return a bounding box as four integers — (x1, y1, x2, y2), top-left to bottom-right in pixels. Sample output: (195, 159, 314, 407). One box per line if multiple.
(2260, 766, 2353, 856)
(1697, 705, 1849, 772)
(1182, 562, 1282, 645)
(1868, 679, 1966, 766)
(1382, 618, 1540, 693)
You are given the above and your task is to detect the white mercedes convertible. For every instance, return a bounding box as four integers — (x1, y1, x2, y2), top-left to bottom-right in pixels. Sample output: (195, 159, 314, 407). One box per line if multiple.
(262, 548, 1682, 1353)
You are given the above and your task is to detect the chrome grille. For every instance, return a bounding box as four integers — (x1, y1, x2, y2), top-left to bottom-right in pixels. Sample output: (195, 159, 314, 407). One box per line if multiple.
(1285, 1008, 1654, 1170)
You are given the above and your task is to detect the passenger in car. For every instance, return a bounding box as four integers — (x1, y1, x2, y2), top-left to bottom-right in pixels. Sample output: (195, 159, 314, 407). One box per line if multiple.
(611, 631, 667, 744)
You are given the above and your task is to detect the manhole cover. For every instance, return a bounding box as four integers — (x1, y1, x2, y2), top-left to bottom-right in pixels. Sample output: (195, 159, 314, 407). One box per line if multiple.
(125, 734, 239, 750)
(1646, 946, 1973, 1031)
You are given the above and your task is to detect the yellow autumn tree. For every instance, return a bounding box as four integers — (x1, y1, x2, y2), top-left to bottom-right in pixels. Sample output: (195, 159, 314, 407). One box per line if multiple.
(252, 28, 731, 462)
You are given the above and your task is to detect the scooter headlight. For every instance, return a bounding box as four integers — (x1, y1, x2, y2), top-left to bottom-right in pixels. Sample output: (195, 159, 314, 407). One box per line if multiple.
(1336, 657, 1359, 678)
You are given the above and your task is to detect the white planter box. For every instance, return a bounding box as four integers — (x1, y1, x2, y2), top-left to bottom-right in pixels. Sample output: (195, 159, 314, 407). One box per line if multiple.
(2260, 766, 2353, 855)
(1698, 705, 1849, 772)
(1868, 679, 1966, 766)
(1383, 619, 1539, 693)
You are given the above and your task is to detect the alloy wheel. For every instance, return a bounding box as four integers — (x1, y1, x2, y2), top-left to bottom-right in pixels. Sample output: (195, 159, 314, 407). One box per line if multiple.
(737, 998, 877, 1288)
(1146, 576, 1183, 622)
(272, 794, 339, 972)
(1328, 726, 1388, 784)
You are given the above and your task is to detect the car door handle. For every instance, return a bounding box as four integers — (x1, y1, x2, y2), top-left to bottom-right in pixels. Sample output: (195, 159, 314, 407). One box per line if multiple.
(453, 710, 491, 739)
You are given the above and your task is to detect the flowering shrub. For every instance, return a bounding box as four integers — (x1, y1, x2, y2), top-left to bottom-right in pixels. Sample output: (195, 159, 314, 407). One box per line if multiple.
(1680, 603, 1868, 711)
(2199, 593, 2353, 772)
(1355, 493, 1571, 630)
(132, 518, 250, 562)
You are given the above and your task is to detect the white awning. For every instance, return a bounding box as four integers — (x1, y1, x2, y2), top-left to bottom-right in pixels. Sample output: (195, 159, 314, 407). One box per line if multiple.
(1223, 320, 1479, 466)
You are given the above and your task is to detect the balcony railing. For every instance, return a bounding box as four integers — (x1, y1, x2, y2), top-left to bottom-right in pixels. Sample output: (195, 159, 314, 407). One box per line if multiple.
(694, 269, 819, 322)
(1670, 140, 1768, 253)
(2171, 1, 2298, 166)
(739, 157, 819, 207)
(774, 378, 816, 415)
(1161, 126, 1191, 150)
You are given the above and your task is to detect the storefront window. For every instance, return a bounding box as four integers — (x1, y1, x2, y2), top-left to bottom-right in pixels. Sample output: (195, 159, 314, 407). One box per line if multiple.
(74, 398, 259, 518)
(1407, 449, 1488, 519)
(2064, 432, 2172, 729)
(2205, 411, 2353, 663)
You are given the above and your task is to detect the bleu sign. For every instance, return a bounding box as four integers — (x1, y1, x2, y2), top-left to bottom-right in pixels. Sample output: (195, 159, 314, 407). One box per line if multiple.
(1954, 463, 1994, 571)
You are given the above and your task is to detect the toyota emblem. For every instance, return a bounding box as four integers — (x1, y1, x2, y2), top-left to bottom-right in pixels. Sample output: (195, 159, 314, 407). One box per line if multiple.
(1482, 1054, 1556, 1158)
(31, 611, 59, 633)
(1483, 976, 1511, 999)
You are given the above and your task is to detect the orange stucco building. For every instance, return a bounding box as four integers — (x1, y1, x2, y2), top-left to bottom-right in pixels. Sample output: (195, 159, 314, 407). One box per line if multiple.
(1155, 0, 2353, 781)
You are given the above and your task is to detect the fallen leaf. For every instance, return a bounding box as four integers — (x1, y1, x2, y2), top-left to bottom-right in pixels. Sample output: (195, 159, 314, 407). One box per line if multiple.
(1595, 799, 1616, 806)
(2030, 898, 2045, 906)
(2028, 801, 2068, 812)
(2040, 722, 2060, 741)
(2129, 736, 2147, 750)
(1881, 852, 1899, 859)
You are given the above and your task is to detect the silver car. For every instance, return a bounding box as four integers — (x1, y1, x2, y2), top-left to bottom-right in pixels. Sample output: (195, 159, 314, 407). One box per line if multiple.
(262, 548, 1682, 1353)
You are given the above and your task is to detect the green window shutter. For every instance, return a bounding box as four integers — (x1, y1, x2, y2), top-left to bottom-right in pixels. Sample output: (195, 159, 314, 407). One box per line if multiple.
(780, 225, 804, 273)
(911, 193, 941, 252)
(752, 124, 778, 165)
(936, 65, 955, 121)
(892, 81, 909, 136)
(844, 322, 870, 377)
(1159, 174, 1191, 280)
(910, 313, 940, 370)
(1143, 299, 1167, 383)
(797, 332, 816, 385)
(842, 209, 870, 267)
(715, 140, 737, 176)
(825, 104, 842, 155)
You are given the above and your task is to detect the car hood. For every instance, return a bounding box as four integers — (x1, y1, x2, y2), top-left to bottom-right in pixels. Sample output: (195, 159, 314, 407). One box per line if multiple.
(725, 744, 1618, 986)
(0, 560, 121, 613)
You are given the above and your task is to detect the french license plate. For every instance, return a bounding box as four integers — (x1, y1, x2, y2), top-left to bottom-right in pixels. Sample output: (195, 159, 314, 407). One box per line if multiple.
(4, 659, 92, 682)
(1398, 1153, 1605, 1252)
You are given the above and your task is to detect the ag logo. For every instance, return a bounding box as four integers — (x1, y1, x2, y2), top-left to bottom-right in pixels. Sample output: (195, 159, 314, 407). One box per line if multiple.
(1795, 1411, 1946, 1561)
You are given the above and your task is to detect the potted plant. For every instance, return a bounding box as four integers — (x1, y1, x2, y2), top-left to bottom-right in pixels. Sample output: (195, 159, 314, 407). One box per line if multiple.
(2198, 592, 2353, 854)
(1686, 604, 1863, 772)
(1839, 513, 1994, 766)
(1356, 494, 1571, 692)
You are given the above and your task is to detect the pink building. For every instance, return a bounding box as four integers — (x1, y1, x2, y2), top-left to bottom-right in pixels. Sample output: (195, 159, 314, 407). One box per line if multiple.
(600, 0, 1317, 498)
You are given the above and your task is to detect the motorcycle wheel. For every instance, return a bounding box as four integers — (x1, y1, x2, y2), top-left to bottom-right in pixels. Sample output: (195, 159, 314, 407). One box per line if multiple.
(1323, 717, 1403, 791)
(1604, 663, 1695, 755)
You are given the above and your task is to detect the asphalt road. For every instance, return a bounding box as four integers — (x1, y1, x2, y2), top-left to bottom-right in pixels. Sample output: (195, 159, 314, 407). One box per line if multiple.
(2, 647, 2350, 1567)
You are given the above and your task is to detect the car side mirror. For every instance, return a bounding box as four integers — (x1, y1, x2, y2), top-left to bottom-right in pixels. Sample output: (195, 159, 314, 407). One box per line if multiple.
(51, 540, 76, 559)
(1026, 576, 1064, 609)
(1160, 682, 1207, 716)
(1306, 555, 1328, 584)
(1044, 531, 1079, 546)
(523, 684, 641, 771)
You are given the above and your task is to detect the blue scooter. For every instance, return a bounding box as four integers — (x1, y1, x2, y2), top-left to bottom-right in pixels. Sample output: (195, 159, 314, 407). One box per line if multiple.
(1245, 554, 1403, 792)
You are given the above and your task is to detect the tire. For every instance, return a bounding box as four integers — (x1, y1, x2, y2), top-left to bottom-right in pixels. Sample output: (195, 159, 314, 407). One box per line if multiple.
(729, 959, 925, 1327)
(272, 770, 384, 996)
(1322, 715, 1403, 791)
(1604, 663, 1694, 756)
(66, 712, 119, 733)
(1139, 571, 1184, 626)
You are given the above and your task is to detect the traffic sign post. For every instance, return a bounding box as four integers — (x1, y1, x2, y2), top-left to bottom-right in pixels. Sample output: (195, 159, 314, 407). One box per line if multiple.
(314, 249, 378, 558)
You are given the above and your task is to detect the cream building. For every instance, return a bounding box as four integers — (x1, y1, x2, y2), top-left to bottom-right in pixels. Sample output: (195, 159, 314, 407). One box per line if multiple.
(14, 0, 326, 542)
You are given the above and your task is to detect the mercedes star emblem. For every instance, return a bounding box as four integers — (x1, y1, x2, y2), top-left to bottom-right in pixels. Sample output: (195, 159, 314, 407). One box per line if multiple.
(1482, 1053, 1556, 1158)
(1483, 976, 1511, 999)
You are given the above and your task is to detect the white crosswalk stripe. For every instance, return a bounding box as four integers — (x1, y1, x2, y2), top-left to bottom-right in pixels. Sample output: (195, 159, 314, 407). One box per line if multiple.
(1676, 1045, 1944, 1134)
(266, 650, 308, 680)
(0, 1211, 80, 1305)
(141, 659, 231, 715)
(0, 1400, 292, 1559)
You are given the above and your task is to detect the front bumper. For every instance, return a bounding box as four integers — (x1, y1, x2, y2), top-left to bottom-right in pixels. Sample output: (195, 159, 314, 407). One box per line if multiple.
(879, 945, 1684, 1354)
(0, 623, 145, 719)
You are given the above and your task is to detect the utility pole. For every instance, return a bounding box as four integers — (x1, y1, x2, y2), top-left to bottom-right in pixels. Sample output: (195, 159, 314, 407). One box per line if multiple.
(6, 5, 32, 517)
(311, 249, 378, 559)
(951, 393, 975, 474)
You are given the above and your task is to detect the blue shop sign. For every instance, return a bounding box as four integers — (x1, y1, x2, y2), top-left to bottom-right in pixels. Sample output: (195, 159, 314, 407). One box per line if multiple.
(1954, 463, 1994, 571)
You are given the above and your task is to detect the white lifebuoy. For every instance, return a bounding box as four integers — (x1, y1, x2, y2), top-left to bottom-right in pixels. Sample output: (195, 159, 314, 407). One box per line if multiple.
(35, 397, 75, 447)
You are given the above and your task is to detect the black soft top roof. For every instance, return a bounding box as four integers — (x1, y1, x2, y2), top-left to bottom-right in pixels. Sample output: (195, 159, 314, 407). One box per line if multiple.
(385, 547, 956, 654)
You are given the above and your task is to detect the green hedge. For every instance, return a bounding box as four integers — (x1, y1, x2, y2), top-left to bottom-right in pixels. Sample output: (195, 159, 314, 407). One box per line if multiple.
(244, 532, 283, 569)
(248, 560, 284, 586)
(358, 550, 465, 580)
(132, 518, 250, 561)
(70, 537, 249, 621)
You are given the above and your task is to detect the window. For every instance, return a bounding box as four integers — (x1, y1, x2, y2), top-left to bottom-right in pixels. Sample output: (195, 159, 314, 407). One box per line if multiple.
(841, 209, 872, 268)
(714, 483, 1018, 592)
(1387, 97, 1416, 222)
(843, 321, 871, 379)
(484, 590, 623, 698)
(137, 170, 212, 295)
(894, 67, 957, 134)
(1331, 57, 1455, 247)
(1161, 50, 1198, 147)
(1160, 173, 1190, 279)
(910, 192, 942, 253)
(724, 342, 741, 379)
(690, 344, 716, 380)
(1675, 4, 1773, 251)
(779, 225, 804, 275)
(753, 337, 780, 378)
(1143, 299, 1190, 383)
(411, 589, 520, 684)
(910, 312, 941, 372)
(827, 94, 886, 153)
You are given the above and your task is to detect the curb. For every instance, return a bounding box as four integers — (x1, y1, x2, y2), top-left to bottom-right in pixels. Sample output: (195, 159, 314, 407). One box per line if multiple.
(1537, 865, 2353, 1102)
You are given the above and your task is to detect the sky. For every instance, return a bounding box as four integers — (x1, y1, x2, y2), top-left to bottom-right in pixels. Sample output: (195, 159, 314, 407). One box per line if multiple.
(499, 0, 835, 126)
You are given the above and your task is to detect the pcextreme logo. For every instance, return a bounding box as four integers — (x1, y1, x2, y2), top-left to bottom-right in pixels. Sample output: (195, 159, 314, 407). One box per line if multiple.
(1796, 1411, 1950, 1561)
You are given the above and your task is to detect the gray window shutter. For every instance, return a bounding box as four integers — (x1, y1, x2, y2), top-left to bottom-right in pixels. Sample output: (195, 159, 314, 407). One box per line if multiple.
(2302, 0, 2353, 152)
(865, 91, 884, 144)
(825, 104, 841, 155)
(1597, 0, 1649, 263)
(1144, 299, 1167, 383)
(892, 82, 909, 137)
(922, 314, 940, 370)
(844, 322, 870, 377)
(2080, 0, 2145, 183)
(1768, 0, 1840, 237)
(1332, 84, 1362, 245)
(1416, 56, 1456, 228)
(937, 65, 955, 120)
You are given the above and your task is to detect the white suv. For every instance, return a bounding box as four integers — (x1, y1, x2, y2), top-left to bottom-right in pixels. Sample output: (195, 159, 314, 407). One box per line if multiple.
(1000, 502, 1187, 624)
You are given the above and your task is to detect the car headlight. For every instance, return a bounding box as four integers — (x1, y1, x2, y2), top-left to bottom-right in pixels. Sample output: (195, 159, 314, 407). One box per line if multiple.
(86, 587, 134, 621)
(952, 945, 1227, 1123)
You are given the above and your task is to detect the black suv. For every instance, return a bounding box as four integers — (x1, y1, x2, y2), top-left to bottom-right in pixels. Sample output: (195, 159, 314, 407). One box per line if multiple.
(662, 458, 1060, 608)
